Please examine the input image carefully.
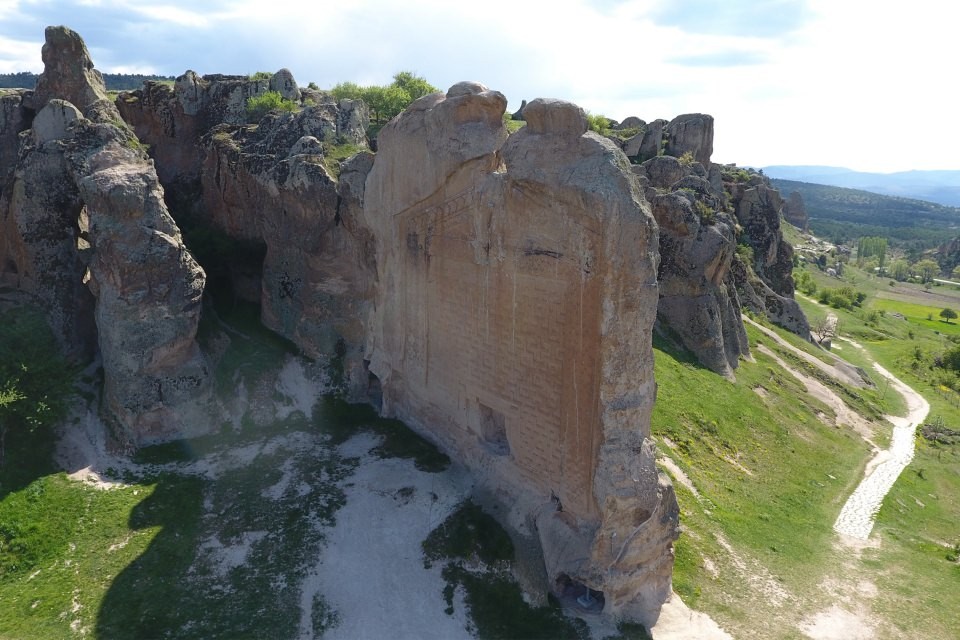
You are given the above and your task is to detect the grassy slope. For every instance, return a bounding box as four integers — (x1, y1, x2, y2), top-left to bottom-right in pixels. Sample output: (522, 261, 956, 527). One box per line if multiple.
(720, 256, 960, 639)
(653, 324, 883, 638)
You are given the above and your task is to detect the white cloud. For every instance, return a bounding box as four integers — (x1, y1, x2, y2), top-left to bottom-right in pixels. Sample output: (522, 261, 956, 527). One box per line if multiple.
(1, 0, 957, 171)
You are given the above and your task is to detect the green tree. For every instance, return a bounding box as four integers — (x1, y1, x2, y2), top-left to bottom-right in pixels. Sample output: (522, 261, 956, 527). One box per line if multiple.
(330, 81, 364, 101)
(0, 309, 75, 466)
(391, 71, 438, 101)
(586, 113, 612, 135)
(952, 265, 960, 281)
(890, 259, 910, 281)
(914, 259, 941, 283)
(941, 308, 958, 323)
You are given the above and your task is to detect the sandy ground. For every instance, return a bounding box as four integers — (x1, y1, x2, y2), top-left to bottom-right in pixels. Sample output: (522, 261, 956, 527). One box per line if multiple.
(307, 433, 475, 639)
(651, 593, 732, 640)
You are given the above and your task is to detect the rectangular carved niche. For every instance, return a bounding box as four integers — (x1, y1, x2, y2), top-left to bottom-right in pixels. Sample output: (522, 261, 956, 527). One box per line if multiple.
(478, 402, 510, 456)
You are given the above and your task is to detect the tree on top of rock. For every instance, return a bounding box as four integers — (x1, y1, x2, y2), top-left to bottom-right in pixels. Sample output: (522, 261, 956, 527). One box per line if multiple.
(330, 71, 438, 126)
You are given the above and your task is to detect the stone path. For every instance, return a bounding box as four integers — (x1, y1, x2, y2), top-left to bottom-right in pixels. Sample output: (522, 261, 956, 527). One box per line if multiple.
(833, 362, 930, 540)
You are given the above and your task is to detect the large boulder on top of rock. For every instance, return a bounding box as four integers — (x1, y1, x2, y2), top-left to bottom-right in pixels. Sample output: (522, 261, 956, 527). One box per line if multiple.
(521, 97, 588, 136)
(269, 68, 300, 101)
(25, 26, 108, 115)
(363, 82, 678, 627)
(665, 113, 713, 166)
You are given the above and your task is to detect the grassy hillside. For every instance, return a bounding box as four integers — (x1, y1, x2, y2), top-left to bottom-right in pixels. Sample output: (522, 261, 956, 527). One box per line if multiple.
(656, 252, 960, 638)
(770, 178, 960, 248)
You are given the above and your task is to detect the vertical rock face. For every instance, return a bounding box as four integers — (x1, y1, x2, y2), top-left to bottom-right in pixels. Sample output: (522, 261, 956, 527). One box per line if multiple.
(362, 87, 678, 624)
(724, 171, 810, 336)
(0, 90, 30, 190)
(0, 27, 213, 445)
(0, 100, 96, 359)
(783, 189, 809, 230)
(641, 157, 748, 378)
(664, 113, 714, 167)
(196, 103, 374, 388)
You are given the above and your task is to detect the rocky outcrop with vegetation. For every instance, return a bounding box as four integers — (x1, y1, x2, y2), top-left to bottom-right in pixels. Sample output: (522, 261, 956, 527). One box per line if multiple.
(637, 154, 749, 378)
(0, 26, 213, 445)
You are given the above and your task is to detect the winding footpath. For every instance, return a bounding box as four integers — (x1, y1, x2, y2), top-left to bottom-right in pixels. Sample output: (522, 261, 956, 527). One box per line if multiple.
(832, 360, 930, 539)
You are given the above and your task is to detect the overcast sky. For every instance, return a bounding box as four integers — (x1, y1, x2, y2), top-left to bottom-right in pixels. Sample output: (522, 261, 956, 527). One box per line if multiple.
(0, 0, 955, 173)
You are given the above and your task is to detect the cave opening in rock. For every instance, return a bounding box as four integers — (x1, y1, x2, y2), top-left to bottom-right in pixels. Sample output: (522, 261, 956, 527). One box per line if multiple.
(478, 402, 510, 455)
(554, 573, 605, 613)
(365, 363, 382, 412)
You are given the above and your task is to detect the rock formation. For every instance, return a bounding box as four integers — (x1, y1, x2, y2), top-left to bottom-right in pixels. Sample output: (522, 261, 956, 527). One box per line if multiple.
(0, 26, 213, 445)
(724, 169, 810, 336)
(782, 189, 809, 230)
(0, 25, 819, 628)
(0, 90, 29, 190)
(197, 102, 375, 391)
(117, 69, 375, 393)
(638, 156, 749, 378)
(362, 87, 678, 624)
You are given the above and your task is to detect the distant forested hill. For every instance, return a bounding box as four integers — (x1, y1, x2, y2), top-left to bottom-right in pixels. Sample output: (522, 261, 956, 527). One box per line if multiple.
(764, 165, 960, 207)
(771, 178, 960, 249)
(0, 72, 174, 91)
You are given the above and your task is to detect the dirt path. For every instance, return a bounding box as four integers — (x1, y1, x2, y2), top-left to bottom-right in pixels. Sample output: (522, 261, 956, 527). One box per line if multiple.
(832, 362, 930, 540)
(755, 344, 878, 445)
(743, 316, 868, 388)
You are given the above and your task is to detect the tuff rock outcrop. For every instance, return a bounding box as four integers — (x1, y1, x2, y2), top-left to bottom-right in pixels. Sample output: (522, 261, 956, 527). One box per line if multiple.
(0, 90, 29, 189)
(362, 87, 678, 624)
(0, 27, 213, 445)
(783, 189, 809, 230)
(0, 24, 817, 628)
(639, 156, 749, 378)
(197, 102, 374, 391)
(724, 170, 809, 336)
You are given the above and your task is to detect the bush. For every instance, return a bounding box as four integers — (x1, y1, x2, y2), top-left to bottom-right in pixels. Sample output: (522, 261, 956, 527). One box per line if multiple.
(245, 90, 298, 123)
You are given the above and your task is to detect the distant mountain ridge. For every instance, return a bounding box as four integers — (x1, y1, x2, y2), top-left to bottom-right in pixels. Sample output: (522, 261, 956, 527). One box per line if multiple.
(0, 71, 174, 91)
(762, 165, 960, 207)
(770, 178, 960, 248)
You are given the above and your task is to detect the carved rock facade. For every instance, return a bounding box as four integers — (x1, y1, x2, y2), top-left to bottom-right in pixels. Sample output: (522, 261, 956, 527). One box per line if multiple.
(362, 87, 678, 624)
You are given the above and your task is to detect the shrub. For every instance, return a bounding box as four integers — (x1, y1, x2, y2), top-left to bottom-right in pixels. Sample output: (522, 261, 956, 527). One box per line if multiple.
(246, 90, 298, 123)
(678, 151, 696, 166)
(695, 200, 715, 224)
(586, 112, 612, 135)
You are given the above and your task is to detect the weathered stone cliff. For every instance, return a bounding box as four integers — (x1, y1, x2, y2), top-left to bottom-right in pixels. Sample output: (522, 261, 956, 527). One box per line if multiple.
(197, 102, 375, 391)
(0, 26, 213, 445)
(638, 155, 748, 378)
(362, 86, 678, 624)
(0, 90, 29, 191)
(783, 189, 809, 230)
(723, 169, 810, 336)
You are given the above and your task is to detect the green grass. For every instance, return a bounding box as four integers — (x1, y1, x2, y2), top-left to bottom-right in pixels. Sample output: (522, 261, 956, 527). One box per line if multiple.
(320, 142, 365, 178)
(652, 328, 883, 637)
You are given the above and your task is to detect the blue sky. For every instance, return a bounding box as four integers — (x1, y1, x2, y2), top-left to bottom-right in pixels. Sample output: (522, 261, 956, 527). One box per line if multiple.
(0, 0, 955, 173)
